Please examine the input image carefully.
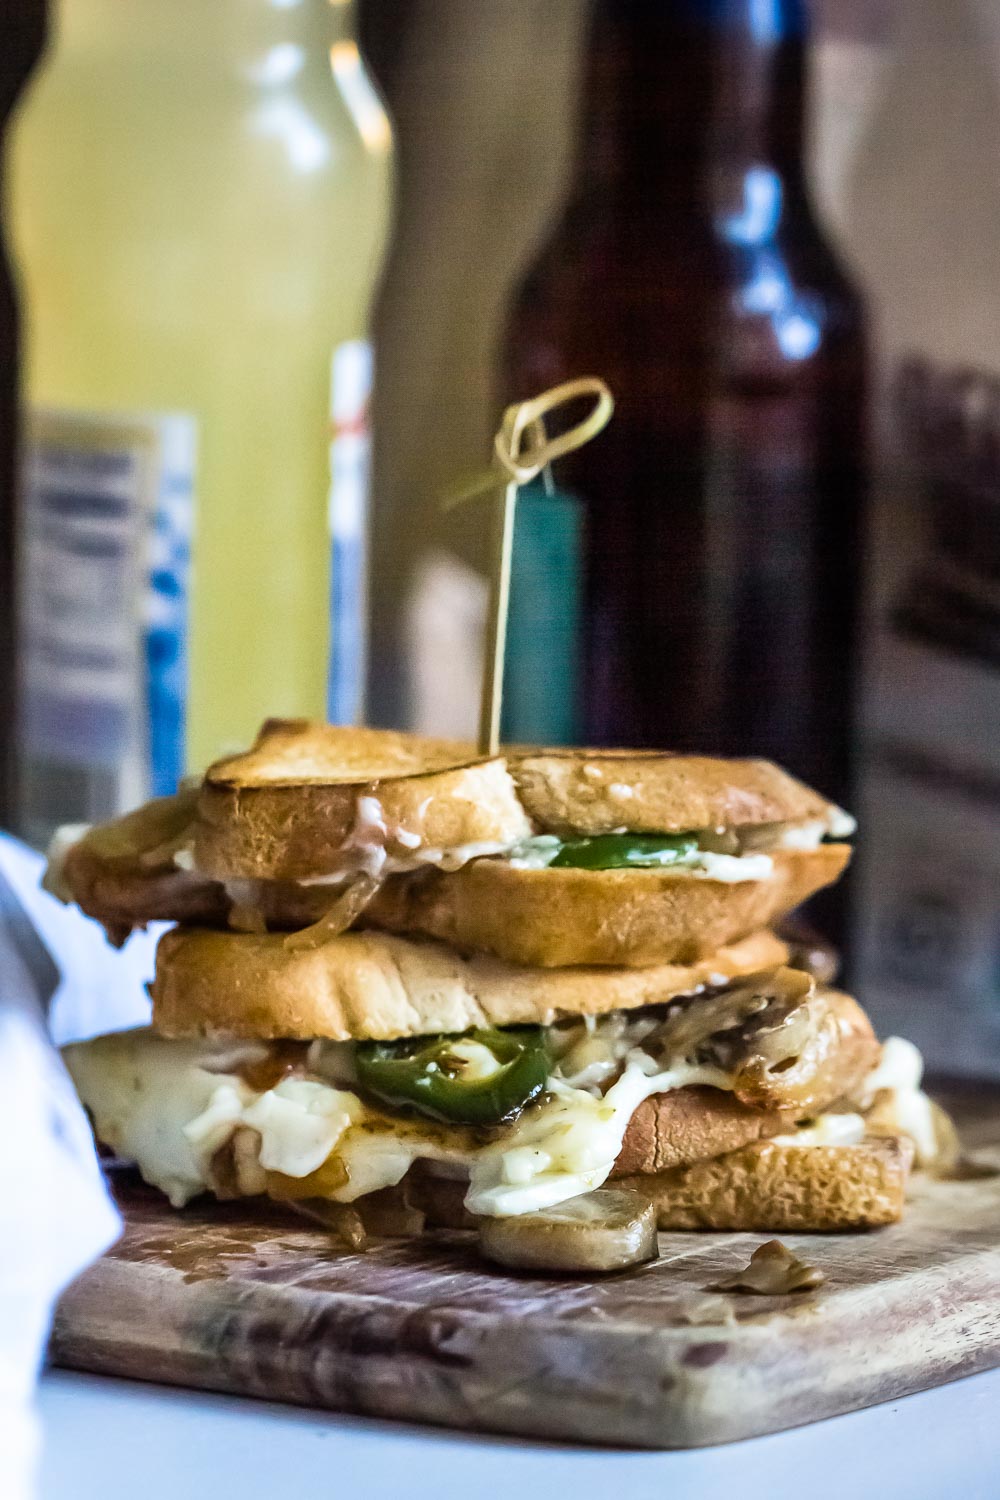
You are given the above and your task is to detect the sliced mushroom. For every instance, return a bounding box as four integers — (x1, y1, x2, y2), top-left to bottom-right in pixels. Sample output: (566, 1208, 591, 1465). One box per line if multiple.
(645, 970, 795, 1064)
(710, 1239, 824, 1295)
(646, 967, 814, 1073)
(477, 1189, 657, 1273)
(726, 982, 879, 1115)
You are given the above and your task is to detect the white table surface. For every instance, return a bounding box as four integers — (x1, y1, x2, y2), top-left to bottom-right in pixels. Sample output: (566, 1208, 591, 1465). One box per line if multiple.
(38, 1365, 1000, 1500)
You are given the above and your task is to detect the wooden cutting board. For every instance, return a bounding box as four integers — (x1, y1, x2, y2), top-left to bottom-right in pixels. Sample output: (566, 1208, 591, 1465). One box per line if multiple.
(50, 1081, 1000, 1449)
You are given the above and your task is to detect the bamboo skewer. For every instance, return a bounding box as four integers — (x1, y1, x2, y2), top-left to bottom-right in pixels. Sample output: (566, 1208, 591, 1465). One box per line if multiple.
(444, 377, 614, 755)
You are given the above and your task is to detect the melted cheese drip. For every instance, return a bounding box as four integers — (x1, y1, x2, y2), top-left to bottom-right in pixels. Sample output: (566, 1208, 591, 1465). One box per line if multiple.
(686, 851, 774, 882)
(856, 1034, 938, 1165)
(64, 1029, 733, 1218)
(771, 1113, 866, 1148)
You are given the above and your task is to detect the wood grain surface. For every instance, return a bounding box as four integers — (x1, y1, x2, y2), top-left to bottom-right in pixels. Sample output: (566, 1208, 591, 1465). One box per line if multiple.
(50, 1081, 1000, 1449)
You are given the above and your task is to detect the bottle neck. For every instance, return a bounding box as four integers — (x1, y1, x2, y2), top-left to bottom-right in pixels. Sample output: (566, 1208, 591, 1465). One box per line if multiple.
(576, 0, 809, 213)
(53, 0, 355, 68)
(1, 2, 47, 118)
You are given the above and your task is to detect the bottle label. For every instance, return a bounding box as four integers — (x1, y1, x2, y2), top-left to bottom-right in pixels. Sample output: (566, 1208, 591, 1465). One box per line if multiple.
(327, 338, 373, 726)
(401, 486, 584, 745)
(502, 480, 583, 746)
(18, 407, 195, 845)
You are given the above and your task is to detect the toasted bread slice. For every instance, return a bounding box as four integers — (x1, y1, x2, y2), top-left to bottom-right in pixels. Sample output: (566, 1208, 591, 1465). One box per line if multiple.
(52, 791, 363, 941)
(364, 844, 850, 967)
(510, 750, 840, 836)
(206, 718, 481, 785)
(618, 1135, 914, 1230)
(56, 813, 848, 959)
(613, 1088, 799, 1177)
(151, 927, 789, 1041)
(194, 719, 532, 882)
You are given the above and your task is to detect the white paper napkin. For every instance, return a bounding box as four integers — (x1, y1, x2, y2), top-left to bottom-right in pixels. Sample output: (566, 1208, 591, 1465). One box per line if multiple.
(0, 832, 159, 1500)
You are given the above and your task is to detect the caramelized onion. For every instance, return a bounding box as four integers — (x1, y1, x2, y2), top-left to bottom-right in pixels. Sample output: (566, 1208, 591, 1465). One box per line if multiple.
(266, 1153, 351, 1200)
(648, 967, 813, 1071)
(282, 874, 381, 951)
(284, 1198, 368, 1249)
(354, 1184, 426, 1238)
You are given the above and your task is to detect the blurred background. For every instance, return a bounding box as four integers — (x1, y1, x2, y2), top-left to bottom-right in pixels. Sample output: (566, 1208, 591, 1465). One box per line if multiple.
(2, 0, 999, 1073)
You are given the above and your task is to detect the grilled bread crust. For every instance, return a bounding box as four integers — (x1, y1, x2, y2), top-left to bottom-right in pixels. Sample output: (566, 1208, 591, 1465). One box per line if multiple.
(618, 1135, 913, 1231)
(613, 1088, 799, 1177)
(363, 844, 851, 967)
(195, 720, 532, 882)
(151, 927, 790, 1041)
(510, 749, 838, 836)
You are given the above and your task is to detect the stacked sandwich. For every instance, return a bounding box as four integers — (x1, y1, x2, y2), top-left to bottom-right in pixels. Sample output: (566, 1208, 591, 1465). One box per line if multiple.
(57, 720, 946, 1272)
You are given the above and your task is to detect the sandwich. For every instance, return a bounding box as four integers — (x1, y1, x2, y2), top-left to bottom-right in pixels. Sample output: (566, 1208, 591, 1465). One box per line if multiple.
(52, 718, 852, 963)
(56, 721, 947, 1273)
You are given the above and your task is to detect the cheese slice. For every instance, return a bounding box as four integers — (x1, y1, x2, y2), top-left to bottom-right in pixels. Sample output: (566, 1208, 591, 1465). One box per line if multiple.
(64, 1027, 733, 1218)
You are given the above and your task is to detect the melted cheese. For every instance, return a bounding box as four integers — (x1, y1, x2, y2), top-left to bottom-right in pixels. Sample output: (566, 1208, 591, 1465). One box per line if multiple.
(856, 1035, 938, 1165)
(771, 1113, 866, 1148)
(508, 841, 774, 881)
(828, 806, 858, 838)
(686, 851, 774, 882)
(295, 837, 518, 885)
(208, 803, 855, 896)
(64, 1032, 250, 1207)
(64, 1028, 734, 1218)
(466, 1059, 732, 1215)
(436, 1038, 507, 1083)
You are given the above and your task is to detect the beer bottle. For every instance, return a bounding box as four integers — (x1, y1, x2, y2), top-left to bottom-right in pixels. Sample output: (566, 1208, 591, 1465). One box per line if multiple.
(503, 0, 867, 812)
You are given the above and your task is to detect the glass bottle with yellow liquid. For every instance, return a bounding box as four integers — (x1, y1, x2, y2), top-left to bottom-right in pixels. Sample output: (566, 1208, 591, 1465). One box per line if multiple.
(11, 0, 392, 840)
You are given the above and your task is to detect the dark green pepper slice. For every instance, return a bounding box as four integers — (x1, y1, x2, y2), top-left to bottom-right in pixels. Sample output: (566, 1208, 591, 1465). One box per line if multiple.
(549, 833, 700, 870)
(354, 1026, 550, 1125)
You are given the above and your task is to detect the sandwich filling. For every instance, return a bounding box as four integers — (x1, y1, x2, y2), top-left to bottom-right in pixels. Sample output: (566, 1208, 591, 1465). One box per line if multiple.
(217, 800, 856, 888)
(45, 786, 855, 951)
(64, 970, 926, 1220)
(207, 807, 857, 938)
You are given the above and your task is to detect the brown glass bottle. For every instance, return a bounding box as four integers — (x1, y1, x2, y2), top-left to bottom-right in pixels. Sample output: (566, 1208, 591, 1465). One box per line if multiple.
(503, 0, 867, 813)
(0, 0, 47, 829)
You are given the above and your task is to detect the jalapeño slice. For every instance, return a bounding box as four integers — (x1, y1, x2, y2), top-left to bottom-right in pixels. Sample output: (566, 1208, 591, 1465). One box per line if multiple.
(549, 833, 699, 870)
(354, 1026, 549, 1126)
